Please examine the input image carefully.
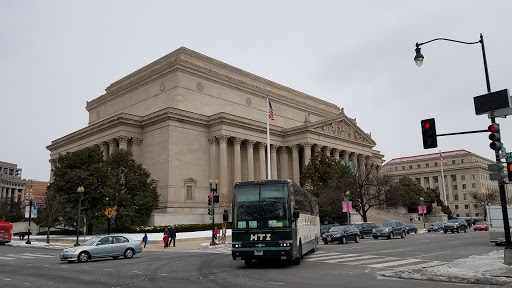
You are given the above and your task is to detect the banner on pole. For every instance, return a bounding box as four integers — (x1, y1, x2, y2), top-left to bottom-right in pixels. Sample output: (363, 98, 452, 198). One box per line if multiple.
(418, 205, 427, 214)
(342, 201, 352, 212)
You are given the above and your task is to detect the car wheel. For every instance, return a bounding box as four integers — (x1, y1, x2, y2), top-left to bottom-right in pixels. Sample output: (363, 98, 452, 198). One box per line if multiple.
(112, 256, 119, 260)
(360, 234, 365, 239)
(124, 248, 135, 259)
(464, 228, 467, 233)
(373, 236, 378, 239)
(456, 228, 460, 233)
(444, 230, 447, 234)
(67, 260, 74, 263)
(401, 231, 406, 238)
(77, 251, 89, 263)
(486, 228, 488, 231)
(341, 236, 347, 244)
(292, 243, 302, 265)
(387, 232, 393, 239)
(244, 259, 252, 265)
(323, 241, 328, 245)
(474, 229, 477, 231)
(355, 235, 360, 243)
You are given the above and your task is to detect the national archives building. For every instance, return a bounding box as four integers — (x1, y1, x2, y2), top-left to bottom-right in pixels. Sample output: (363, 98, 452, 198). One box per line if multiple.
(0, 161, 26, 202)
(47, 47, 384, 225)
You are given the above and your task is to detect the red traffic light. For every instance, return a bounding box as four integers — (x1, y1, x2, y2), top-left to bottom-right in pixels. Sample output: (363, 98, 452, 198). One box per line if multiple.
(488, 124, 499, 132)
(208, 195, 212, 199)
(423, 123, 430, 129)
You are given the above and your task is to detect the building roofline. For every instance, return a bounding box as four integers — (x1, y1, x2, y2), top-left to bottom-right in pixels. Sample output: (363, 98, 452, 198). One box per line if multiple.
(385, 149, 471, 164)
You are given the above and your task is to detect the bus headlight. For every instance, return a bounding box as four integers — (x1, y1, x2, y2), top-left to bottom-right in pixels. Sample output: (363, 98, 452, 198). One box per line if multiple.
(279, 240, 293, 247)
(232, 242, 242, 248)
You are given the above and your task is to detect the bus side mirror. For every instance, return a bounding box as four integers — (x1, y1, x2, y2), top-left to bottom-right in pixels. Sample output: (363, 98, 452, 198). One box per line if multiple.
(293, 207, 300, 219)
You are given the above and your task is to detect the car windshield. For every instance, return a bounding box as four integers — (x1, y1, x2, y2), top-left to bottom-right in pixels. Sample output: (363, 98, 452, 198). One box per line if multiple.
(379, 222, 393, 227)
(81, 236, 101, 246)
(329, 226, 347, 232)
(352, 223, 362, 229)
(447, 220, 459, 223)
(476, 222, 487, 225)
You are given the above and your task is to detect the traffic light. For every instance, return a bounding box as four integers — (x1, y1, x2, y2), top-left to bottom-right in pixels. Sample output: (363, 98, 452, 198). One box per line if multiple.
(208, 207, 212, 215)
(488, 123, 502, 151)
(507, 162, 512, 181)
(213, 194, 219, 203)
(421, 118, 437, 149)
(208, 195, 212, 206)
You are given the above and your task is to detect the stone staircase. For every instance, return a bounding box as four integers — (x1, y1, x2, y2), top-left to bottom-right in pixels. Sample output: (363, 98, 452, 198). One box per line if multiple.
(363, 207, 425, 230)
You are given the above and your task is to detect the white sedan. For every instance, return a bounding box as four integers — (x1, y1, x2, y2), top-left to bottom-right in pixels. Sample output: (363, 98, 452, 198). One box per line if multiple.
(60, 235, 143, 263)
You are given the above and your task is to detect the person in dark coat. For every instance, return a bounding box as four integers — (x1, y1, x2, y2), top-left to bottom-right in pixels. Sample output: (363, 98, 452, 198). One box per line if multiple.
(163, 228, 169, 248)
(169, 226, 176, 247)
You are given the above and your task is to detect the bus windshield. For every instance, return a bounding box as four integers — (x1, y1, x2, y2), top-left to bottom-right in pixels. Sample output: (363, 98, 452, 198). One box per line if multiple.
(234, 183, 289, 229)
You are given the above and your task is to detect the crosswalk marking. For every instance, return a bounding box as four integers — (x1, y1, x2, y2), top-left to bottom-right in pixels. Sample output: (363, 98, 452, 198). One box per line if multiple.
(366, 258, 424, 268)
(304, 253, 357, 261)
(22, 253, 55, 258)
(0, 253, 55, 260)
(346, 257, 397, 265)
(324, 255, 379, 264)
(0, 256, 15, 260)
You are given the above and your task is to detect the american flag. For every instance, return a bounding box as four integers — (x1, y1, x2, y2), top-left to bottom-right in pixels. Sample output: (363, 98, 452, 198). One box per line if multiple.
(268, 99, 274, 120)
(441, 155, 446, 166)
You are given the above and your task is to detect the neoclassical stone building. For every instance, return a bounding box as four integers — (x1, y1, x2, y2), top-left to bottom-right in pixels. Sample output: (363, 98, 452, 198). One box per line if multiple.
(0, 161, 26, 202)
(47, 47, 384, 225)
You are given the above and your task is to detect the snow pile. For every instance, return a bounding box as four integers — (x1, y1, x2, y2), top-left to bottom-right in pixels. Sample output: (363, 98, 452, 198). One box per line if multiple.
(384, 250, 512, 286)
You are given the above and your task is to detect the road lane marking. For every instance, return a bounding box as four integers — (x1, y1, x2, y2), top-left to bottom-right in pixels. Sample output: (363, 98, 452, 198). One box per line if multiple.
(324, 255, 379, 263)
(0, 256, 15, 260)
(6, 254, 35, 259)
(360, 249, 405, 255)
(304, 253, 357, 261)
(418, 251, 451, 257)
(367, 258, 424, 268)
(347, 257, 398, 265)
(268, 282, 284, 285)
(22, 253, 55, 257)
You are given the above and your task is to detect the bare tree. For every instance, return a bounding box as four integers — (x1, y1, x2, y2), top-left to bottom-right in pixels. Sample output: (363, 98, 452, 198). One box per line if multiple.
(469, 189, 500, 220)
(35, 189, 69, 243)
(352, 164, 392, 222)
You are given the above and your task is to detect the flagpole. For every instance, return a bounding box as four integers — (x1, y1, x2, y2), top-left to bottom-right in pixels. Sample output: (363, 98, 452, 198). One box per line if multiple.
(440, 150, 447, 204)
(266, 97, 271, 179)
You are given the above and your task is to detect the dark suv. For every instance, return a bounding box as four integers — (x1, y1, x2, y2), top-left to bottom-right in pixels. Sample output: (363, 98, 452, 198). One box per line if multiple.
(372, 220, 407, 239)
(352, 222, 377, 239)
(443, 219, 468, 233)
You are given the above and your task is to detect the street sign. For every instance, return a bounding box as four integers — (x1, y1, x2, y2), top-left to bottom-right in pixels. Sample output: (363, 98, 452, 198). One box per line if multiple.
(501, 146, 507, 153)
(209, 216, 213, 220)
(507, 152, 512, 162)
(105, 207, 115, 218)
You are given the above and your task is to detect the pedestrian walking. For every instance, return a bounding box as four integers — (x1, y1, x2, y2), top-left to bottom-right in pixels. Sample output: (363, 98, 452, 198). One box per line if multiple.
(170, 226, 176, 247)
(409, 216, 413, 223)
(142, 233, 148, 248)
(214, 227, 218, 240)
(19, 231, 22, 240)
(163, 228, 169, 248)
(20, 231, 25, 240)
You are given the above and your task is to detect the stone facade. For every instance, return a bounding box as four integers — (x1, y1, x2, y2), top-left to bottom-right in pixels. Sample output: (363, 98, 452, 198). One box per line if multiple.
(0, 161, 26, 202)
(383, 149, 512, 218)
(47, 47, 384, 225)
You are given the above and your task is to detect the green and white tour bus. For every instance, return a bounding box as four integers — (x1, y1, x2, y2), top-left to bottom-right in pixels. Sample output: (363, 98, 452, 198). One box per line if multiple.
(231, 179, 320, 265)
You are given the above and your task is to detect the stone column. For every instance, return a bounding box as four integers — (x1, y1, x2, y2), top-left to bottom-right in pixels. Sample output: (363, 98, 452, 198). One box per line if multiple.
(333, 148, 340, 160)
(350, 152, 358, 173)
(99, 142, 109, 159)
(49, 159, 56, 183)
(271, 145, 278, 179)
(343, 150, 350, 166)
(279, 147, 289, 180)
(0, 187, 3, 198)
(117, 136, 129, 150)
(291, 145, 300, 184)
(323, 146, 331, 156)
(131, 138, 143, 162)
(246, 140, 256, 180)
(258, 143, 266, 179)
(218, 135, 229, 201)
(233, 137, 242, 182)
(208, 137, 216, 181)
(108, 139, 117, 155)
(302, 142, 312, 167)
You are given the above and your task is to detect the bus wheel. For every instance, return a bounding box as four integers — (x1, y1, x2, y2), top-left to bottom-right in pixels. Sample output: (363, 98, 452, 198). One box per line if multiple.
(244, 259, 252, 265)
(311, 239, 317, 253)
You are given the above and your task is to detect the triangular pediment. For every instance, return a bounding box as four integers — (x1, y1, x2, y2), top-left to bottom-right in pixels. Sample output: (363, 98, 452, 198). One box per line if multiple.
(309, 115, 376, 146)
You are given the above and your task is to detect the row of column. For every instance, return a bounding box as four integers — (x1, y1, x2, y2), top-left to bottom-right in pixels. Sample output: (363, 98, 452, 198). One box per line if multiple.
(208, 134, 381, 203)
(50, 136, 143, 182)
(0, 186, 22, 201)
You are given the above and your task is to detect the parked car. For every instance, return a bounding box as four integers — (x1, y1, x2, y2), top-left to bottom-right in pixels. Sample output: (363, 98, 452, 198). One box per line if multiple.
(443, 219, 468, 233)
(321, 224, 338, 236)
(60, 235, 143, 263)
(427, 222, 443, 232)
(352, 222, 377, 239)
(372, 220, 407, 239)
(322, 225, 360, 244)
(405, 224, 418, 234)
(473, 221, 489, 231)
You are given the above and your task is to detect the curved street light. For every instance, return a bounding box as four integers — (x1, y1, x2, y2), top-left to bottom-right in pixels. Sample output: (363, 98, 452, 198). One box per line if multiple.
(345, 191, 350, 225)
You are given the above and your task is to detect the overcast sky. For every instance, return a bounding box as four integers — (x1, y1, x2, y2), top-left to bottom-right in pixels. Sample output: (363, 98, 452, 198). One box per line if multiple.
(2, 1, 512, 181)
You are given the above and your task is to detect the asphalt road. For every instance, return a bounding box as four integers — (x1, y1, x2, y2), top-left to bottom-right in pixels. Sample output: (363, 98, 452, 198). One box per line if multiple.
(0, 230, 502, 288)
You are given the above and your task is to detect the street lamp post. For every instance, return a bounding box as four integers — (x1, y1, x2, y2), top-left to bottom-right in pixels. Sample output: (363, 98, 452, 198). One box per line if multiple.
(74, 186, 84, 247)
(209, 179, 219, 246)
(345, 191, 350, 225)
(414, 34, 512, 265)
(25, 198, 33, 245)
(420, 197, 425, 229)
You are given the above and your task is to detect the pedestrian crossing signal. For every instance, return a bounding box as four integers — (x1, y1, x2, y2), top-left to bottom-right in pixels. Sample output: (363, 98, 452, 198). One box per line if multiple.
(507, 162, 512, 181)
(208, 195, 212, 206)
